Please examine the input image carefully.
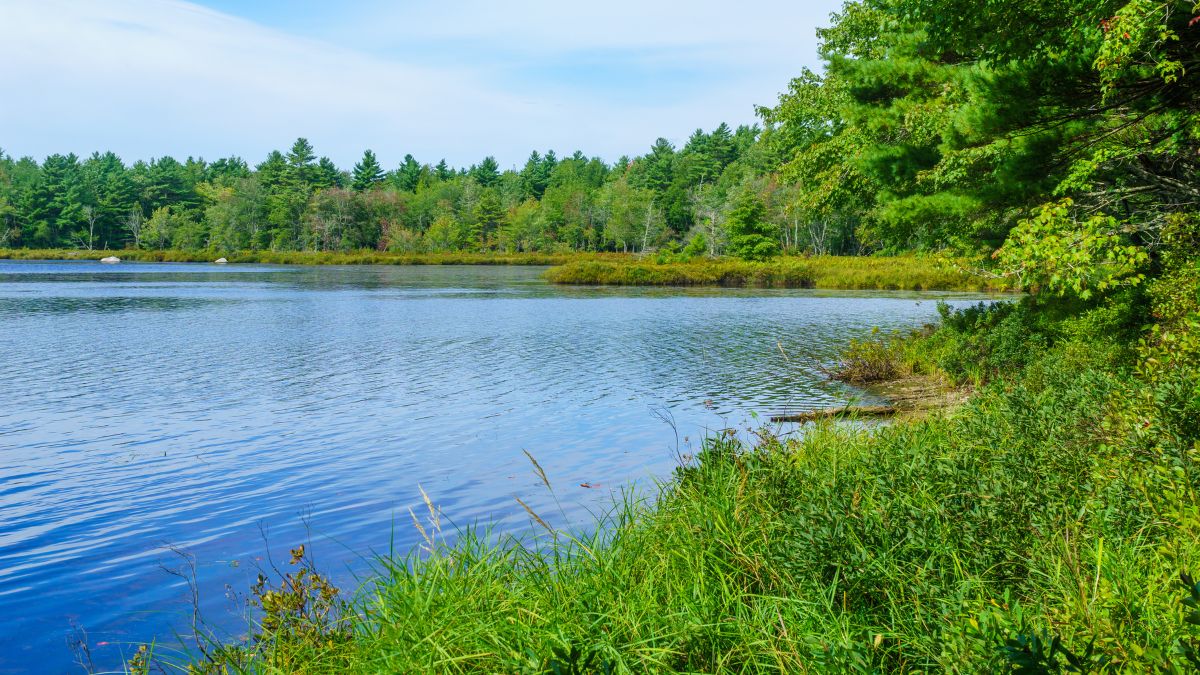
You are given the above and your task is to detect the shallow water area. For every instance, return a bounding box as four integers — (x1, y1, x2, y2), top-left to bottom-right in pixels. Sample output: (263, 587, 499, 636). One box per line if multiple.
(0, 260, 996, 673)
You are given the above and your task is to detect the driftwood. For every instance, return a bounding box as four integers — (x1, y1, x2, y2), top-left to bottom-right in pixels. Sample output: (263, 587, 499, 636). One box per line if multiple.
(769, 405, 897, 423)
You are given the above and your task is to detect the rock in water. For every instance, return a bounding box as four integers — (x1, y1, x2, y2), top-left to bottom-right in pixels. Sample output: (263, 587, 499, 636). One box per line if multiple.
(214, 257, 228, 264)
(100, 256, 120, 264)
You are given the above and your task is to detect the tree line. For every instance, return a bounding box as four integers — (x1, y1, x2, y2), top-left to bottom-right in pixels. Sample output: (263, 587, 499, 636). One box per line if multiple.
(2, 0, 1195, 277)
(0, 123, 800, 259)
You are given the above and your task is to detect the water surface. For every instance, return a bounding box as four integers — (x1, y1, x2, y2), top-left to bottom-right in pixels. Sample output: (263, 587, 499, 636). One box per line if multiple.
(0, 261, 993, 673)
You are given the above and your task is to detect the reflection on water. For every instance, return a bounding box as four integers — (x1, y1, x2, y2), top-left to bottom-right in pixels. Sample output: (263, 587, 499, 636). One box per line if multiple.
(0, 260, 995, 673)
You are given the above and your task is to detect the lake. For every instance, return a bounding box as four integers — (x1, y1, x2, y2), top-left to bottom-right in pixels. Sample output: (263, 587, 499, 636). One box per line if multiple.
(0, 261, 992, 673)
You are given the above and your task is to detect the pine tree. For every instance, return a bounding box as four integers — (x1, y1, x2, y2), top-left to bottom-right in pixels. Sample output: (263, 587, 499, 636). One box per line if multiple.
(640, 138, 675, 194)
(708, 122, 735, 169)
(352, 150, 384, 191)
(286, 138, 317, 187)
(286, 138, 315, 168)
(315, 157, 343, 189)
(520, 151, 550, 199)
(255, 151, 288, 189)
(725, 189, 779, 261)
(471, 189, 504, 249)
(395, 154, 423, 192)
(434, 159, 452, 182)
(471, 156, 500, 187)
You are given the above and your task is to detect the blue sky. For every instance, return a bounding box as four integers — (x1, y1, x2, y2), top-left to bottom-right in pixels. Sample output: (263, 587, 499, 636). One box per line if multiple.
(0, 0, 841, 169)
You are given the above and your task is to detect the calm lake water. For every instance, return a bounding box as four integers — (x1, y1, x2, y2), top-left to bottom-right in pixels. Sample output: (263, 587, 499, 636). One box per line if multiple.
(0, 260, 994, 673)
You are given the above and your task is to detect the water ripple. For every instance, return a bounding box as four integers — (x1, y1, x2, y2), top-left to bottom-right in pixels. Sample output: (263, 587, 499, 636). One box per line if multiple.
(0, 260, 996, 673)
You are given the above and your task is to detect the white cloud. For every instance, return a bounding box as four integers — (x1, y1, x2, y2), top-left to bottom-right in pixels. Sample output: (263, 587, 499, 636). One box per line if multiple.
(0, 0, 836, 168)
(339, 0, 826, 58)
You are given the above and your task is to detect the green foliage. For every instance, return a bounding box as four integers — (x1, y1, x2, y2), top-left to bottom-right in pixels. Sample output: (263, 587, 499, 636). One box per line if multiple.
(724, 190, 779, 261)
(833, 327, 908, 384)
(996, 199, 1149, 299)
(0, 125, 769, 255)
(681, 232, 707, 259)
(350, 150, 384, 192)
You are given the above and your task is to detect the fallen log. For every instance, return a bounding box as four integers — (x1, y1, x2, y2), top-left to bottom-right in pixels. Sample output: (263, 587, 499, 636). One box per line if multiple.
(769, 405, 897, 423)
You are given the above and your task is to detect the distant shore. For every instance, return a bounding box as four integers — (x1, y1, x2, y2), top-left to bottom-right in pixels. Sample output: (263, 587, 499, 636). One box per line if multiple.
(0, 249, 1015, 292)
(0, 248, 591, 267)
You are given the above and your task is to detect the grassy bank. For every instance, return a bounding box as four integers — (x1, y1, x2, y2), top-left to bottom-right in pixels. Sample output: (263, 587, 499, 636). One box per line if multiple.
(154, 247, 1200, 673)
(0, 248, 610, 266)
(544, 255, 1015, 292)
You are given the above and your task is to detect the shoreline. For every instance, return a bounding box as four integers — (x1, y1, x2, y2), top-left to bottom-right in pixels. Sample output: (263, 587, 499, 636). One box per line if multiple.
(0, 249, 1017, 293)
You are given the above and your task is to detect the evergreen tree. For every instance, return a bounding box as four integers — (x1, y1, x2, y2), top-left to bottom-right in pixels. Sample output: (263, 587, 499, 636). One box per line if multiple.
(520, 151, 550, 199)
(708, 122, 736, 169)
(285, 138, 317, 187)
(395, 154, 423, 192)
(352, 150, 384, 191)
(208, 157, 250, 184)
(681, 129, 718, 185)
(724, 189, 778, 261)
(286, 138, 315, 168)
(471, 188, 504, 249)
(315, 157, 343, 189)
(434, 159, 453, 182)
(32, 153, 85, 247)
(637, 138, 675, 194)
(470, 156, 500, 187)
(254, 151, 288, 189)
(81, 151, 135, 248)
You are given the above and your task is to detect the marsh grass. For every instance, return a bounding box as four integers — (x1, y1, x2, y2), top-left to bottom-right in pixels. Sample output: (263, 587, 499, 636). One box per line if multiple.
(544, 255, 1016, 291)
(3, 249, 1016, 293)
(543, 258, 817, 288)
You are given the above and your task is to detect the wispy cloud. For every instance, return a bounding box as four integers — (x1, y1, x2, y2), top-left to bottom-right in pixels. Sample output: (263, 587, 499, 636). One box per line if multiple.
(0, 0, 836, 168)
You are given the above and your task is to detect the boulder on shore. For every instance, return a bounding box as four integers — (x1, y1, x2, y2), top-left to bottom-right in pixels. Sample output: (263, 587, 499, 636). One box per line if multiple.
(100, 256, 120, 264)
(214, 257, 228, 264)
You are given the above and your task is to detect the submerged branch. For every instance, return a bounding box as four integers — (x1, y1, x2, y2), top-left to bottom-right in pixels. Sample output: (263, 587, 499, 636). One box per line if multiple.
(769, 405, 897, 423)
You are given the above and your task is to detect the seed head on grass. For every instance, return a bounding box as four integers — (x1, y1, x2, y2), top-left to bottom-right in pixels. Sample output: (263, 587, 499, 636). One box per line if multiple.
(523, 449, 552, 491)
(515, 496, 554, 535)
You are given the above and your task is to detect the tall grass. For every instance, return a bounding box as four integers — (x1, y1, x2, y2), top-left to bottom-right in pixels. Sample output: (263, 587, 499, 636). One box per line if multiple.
(543, 258, 818, 288)
(545, 255, 1015, 291)
(169, 297, 1200, 672)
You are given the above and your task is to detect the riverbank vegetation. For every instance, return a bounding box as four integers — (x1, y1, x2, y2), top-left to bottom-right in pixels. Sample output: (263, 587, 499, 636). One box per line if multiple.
(0, 247, 1012, 291)
(0, 248, 1008, 291)
(110, 0, 1199, 670)
(545, 255, 1011, 291)
(165, 249, 1200, 672)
